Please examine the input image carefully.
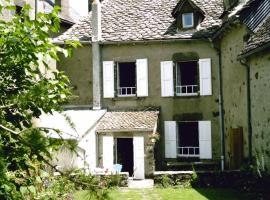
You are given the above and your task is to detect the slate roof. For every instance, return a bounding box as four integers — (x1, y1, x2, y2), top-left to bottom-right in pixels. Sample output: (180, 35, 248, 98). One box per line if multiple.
(241, 16, 270, 56)
(56, 0, 223, 43)
(96, 111, 159, 132)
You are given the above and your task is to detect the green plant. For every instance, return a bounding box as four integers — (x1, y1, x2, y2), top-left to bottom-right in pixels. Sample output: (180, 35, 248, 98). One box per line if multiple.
(190, 166, 199, 187)
(158, 174, 173, 188)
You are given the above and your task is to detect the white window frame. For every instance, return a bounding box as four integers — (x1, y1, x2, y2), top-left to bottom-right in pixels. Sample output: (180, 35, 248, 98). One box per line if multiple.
(177, 121, 200, 158)
(176, 61, 199, 97)
(182, 12, 194, 28)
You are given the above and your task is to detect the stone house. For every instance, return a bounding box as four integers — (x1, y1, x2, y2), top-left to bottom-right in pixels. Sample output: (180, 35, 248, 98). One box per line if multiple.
(213, 0, 270, 171)
(53, 0, 224, 179)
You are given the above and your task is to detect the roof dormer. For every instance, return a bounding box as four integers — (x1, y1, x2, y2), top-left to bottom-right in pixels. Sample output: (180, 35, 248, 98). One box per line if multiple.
(172, 0, 205, 30)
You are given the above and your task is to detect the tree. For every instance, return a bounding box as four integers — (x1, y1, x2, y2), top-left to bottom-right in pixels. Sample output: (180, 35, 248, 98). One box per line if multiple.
(0, 2, 83, 199)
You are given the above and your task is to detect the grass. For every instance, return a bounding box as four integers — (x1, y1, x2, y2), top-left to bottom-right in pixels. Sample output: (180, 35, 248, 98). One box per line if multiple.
(74, 188, 248, 200)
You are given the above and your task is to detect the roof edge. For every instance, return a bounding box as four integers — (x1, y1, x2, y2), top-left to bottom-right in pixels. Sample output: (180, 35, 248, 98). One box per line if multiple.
(238, 42, 270, 59)
(97, 128, 154, 133)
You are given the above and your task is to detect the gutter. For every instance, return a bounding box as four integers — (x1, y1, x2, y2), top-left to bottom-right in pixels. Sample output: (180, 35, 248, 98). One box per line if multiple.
(53, 38, 209, 45)
(239, 59, 253, 164)
(239, 42, 270, 59)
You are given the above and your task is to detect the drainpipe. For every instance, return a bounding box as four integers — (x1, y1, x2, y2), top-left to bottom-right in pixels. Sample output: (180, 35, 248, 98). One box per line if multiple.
(92, 0, 102, 110)
(240, 59, 252, 164)
(217, 48, 226, 171)
(212, 39, 226, 171)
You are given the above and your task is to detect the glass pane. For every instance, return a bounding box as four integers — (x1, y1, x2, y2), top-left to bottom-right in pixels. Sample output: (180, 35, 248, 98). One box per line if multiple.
(183, 13, 193, 27)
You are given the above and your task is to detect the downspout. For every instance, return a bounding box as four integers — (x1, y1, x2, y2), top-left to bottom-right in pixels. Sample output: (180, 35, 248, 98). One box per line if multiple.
(218, 49, 225, 171)
(92, 0, 102, 110)
(240, 59, 252, 164)
(212, 39, 225, 171)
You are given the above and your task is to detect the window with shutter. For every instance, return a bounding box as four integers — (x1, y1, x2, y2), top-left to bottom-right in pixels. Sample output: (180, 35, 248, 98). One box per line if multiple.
(117, 62, 137, 96)
(164, 121, 177, 158)
(160, 61, 174, 97)
(103, 61, 115, 98)
(136, 59, 148, 97)
(199, 58, 212, 96)
(176, 61, 199, 96)
(199, 121, 212, 159)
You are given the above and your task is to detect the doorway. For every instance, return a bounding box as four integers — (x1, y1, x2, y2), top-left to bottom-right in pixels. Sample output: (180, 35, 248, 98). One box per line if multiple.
(116, 138, 134, 176)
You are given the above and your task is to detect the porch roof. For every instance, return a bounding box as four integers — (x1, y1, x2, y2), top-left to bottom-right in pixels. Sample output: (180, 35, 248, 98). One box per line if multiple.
(96, 111, 159, 133)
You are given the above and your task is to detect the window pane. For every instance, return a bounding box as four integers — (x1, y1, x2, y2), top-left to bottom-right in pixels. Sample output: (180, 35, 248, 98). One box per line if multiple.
(178, 122, 199, 147)
(177, 61, 198, 86)
(183, 13, 193, 27)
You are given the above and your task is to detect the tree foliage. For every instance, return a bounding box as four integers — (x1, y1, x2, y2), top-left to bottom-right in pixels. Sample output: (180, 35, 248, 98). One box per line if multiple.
(0, 2, 83, 199)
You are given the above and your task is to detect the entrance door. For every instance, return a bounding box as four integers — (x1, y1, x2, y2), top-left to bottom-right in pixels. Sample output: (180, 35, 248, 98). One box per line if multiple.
(133, 136, 145, 179)
(116, 138, 134, 176)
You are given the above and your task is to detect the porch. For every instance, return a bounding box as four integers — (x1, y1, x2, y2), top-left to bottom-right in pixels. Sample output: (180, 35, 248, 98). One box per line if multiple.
(96, 110, 159, 180)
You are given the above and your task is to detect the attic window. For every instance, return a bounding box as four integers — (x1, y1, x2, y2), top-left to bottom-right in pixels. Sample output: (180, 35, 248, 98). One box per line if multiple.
(182, 13, 194, 28)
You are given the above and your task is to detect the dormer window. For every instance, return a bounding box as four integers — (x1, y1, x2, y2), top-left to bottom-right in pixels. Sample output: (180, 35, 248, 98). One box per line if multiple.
(172, 0, 205, 31)
(182, 12, 194, 28)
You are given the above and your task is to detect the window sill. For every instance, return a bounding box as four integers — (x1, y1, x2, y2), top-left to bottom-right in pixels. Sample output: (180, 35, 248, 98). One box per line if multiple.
(177, 154, 200, 158)
(176, 93, 199, 97)
(112, 96, 146, 101)
(117, 94, 136, 97)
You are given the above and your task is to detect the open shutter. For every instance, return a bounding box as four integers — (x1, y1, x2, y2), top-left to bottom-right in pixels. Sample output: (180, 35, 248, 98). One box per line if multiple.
(161, 61, 174, 97)
(133, 136, 145, 179)
(102, 135, 114, 169)
(199, 121, 212, 159)
(103, 61, 115, 98)
(199, 58, 212, 96)
(136, 59, 148, 97)
(164, 121, 177, 158)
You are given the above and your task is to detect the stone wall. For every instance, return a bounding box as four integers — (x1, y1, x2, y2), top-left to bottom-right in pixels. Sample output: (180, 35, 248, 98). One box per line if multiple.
(249, 49, 270, 172)
(219, 24, 249, 165)
(60, 40, 221, 169)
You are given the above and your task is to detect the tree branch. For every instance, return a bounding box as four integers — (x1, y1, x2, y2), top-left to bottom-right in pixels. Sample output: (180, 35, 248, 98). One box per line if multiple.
(0, 124, 18, 135)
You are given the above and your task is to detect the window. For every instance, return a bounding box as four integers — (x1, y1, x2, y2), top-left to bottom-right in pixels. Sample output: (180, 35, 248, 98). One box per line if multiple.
(176, 61, 199, 96)
(103, 59, 148, 98)
(160, 58, 212, 97)
(164, 121, 212, 159)
(117, 62, 136, 96)
(182, 13, 194, 28)
(178, 122, 200, 157)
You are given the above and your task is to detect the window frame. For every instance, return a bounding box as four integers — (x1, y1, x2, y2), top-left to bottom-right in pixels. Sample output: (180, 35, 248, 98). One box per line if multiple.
(175, 60, 199, 97)
(116, 62, 137, 97)
(182, 12, 194, 29)
(177, 121, 200, 158)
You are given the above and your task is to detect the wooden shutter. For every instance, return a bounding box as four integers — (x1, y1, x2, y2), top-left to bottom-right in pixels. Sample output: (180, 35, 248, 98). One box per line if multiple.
(102, 135, 114, 169)
(164, 121, 177, 158)
(161, 61, 174, 97)
(136, 58, 148, 97)
(199, 121, 212, 159)
(133, 136, 145, 179)
(199, 58, 212, 96)
(103, 61, 115, 98)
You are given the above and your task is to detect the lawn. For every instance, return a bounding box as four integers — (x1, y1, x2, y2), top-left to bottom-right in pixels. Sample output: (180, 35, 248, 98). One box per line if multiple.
(74, 188, 248, 200)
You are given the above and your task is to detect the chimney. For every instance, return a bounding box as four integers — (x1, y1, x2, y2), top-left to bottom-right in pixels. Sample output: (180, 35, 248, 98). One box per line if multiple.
(92, 0, 102, 109)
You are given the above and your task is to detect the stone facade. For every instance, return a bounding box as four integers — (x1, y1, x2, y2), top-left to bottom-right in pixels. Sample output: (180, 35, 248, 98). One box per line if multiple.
(218, 24, 249, 164)
(248, 50, 270, 171)
(60, 40, 221, 171)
